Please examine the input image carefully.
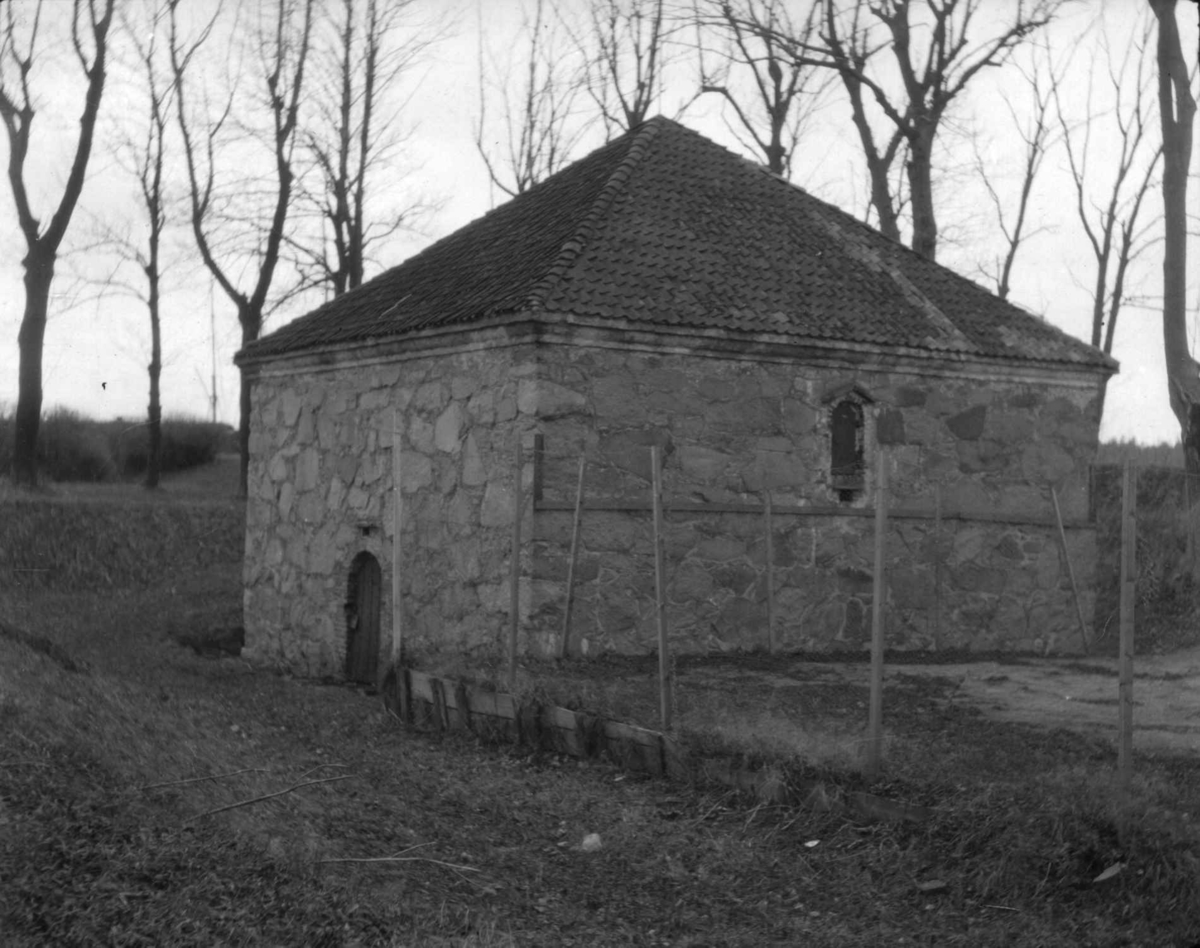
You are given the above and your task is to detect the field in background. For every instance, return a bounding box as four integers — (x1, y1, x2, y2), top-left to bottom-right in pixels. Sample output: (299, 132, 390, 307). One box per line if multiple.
(0, 406, 236, 483)
(2, 454, 1199, 944)
(1095, 438, 1186, 468)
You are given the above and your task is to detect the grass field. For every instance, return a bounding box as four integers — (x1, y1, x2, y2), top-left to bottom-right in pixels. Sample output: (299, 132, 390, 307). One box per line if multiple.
(2, 456, 1199, 946)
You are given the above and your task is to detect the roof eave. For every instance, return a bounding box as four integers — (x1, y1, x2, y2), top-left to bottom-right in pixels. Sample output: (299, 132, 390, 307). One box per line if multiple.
(237, 311, 1117, 384)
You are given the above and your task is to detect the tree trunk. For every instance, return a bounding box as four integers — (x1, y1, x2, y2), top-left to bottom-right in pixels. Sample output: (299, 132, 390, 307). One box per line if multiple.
(237, 308, 259, 497)
(12, 251, 54, 486)
(865, 154, 901, 244)
(239, 363, 251, 496)
(907, 121, 937, 261)
(146, 267, 162, 490)
(1151, 0, 1198, 472)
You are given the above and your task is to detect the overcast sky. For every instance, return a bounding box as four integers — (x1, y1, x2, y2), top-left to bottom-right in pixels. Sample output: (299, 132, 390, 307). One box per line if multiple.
(0, 0, 1195, 444)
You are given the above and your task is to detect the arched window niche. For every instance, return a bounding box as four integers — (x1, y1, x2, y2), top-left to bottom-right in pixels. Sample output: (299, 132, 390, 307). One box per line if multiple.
(345, 551, 382, 684)
(821, 381, 874, 504)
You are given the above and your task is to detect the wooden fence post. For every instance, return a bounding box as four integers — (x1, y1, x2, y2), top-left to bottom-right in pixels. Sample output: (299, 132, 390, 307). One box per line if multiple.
(866, 445, 888, 779)
(1185, 472, 1196, 576)
(559, 454, 587, 660)
(1118, 461, 1136, 842)
(932, 482, 942, 648)
(1051, 486, 1091, 654)
(764, 492, 776, 654)
(651, 446, 672, 731)
(391, 409, 403, 667)
(509, 435, 523, 692)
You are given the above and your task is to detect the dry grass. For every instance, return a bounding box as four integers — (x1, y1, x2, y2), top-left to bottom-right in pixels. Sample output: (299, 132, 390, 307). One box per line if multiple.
(2, 458, 1199, 945)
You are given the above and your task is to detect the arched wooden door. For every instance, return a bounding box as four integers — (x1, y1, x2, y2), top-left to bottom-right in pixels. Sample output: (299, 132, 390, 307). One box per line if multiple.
(346, 553, 381, 683)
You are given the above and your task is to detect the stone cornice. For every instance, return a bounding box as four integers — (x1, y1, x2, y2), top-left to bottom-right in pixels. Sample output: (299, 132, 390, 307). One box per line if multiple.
(239, 312, 1116, 388)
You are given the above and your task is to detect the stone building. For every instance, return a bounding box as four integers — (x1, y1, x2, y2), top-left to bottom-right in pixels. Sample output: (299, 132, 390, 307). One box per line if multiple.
(236, 117, 1115, 682)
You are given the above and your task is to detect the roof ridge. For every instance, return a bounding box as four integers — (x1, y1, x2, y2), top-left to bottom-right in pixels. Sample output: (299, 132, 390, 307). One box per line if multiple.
(524, 118, 669, 312)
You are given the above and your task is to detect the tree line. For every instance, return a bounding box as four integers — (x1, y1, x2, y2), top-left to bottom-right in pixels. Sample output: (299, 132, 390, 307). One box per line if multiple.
(0, 0, 1195, 492)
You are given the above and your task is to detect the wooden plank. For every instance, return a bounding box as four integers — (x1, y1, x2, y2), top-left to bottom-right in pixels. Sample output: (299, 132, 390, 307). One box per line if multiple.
(409, 670, 433, 703)
(430, 677, 448, 731)
(764, 492, 776, 653)
(1051, 486, 1091, 654)
(380, 667, 399, 718)
(467, 687, 498, 717)
(866, 443, 888, 779)
(1118, 461, 1136, 842)
(651, 446, 672, 731)
(398, 667, 412, 724)
(509, 435, 523, 691)
(517, 701, 540, 747)
(495, 692, 517, 722)
(453, 680, 472, 732)
(559, 454, 587, 659)
(544, 705, 578, 730)
(603, 719, 663, 747)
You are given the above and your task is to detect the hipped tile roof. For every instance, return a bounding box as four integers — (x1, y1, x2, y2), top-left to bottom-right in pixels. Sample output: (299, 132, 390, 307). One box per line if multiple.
(240, 117, 1114, 372)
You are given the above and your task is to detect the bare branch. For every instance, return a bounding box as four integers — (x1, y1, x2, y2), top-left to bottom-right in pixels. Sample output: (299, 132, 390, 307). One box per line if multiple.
(475, 0, 590, 198)
(695, 0, 832, 178)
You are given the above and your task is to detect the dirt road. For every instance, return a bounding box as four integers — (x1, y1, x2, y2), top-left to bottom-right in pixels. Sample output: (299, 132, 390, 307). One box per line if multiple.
(892, 646, 1200, 755)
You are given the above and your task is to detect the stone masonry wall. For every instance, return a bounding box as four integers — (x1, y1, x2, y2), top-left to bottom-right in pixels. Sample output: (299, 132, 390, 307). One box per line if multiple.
(524, 343, 1104, 656)
(244, 333, 1106, 679)
(243, 343, 531, 678)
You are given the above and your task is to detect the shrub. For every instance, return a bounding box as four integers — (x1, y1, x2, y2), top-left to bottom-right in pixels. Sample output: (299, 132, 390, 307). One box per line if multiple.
(108, 415, 230, 477)
(0, 409, 229, 484)
(34, 409, 117, 483)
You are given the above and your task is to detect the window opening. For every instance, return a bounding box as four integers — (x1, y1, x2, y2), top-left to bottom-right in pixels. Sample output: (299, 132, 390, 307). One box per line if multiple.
(830, 399, 865, 502)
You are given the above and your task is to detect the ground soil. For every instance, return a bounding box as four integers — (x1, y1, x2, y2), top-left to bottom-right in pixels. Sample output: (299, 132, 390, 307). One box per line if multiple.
(4, 456, 1199, 945)
(511, 642, 1200, 772)
(883, 647, 1200, 756)
(669, 646, 1200, 757)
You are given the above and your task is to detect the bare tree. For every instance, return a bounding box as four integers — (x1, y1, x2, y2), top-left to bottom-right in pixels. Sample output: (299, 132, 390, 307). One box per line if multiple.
(696, 0, 830, 177)
(1150, 0, 1198, 471)
(574, 0, 671, 137)
(169, 0, 315, 494)
(972, 44, 1059, 300)
(1054, 15, 1162, 422)
(793, 0, 1063, 260)
(475, 0, 588, 198)
(0, 0, 116, 485)
(290, 0, 441, 299)
(90, 0, 176, 488)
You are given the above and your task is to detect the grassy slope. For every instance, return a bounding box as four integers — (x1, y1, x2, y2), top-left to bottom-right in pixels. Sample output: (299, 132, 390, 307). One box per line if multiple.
(2, 458, 1198, 946)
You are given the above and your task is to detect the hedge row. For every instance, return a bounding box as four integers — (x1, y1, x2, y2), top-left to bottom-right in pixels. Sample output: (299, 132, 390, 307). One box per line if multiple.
(0, 409, 235, 483)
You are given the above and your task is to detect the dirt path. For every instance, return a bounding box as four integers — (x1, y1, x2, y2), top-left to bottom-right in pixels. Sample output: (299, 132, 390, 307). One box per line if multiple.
(895, 646, 1200, 755)
(717, 647, 1200, 757)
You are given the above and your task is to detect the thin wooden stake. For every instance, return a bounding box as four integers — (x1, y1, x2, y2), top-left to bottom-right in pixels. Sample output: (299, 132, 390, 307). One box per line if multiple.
(391, 410, 403, 667)
(318, 854, 479, 872)
(1118, 461, 1136, 841)
(509, 435, 524, 692)
(139, 768, 266, 791)
(559, 455, 587, 659)
(764, 492, 776, 654)
(188, 774, 352, 822)
(651, 446, 672, 731)
(866, 445, 888, 779)
(1185, 472, 1196, 576)
(933, 483, 942, 648)
(1051, 486, 1090, 654)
